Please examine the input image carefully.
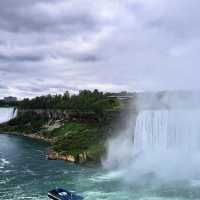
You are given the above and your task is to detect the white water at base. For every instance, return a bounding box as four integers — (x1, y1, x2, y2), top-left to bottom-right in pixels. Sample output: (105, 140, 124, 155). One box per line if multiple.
(0, 107, 17, 124)
(104, 109, 200, 183)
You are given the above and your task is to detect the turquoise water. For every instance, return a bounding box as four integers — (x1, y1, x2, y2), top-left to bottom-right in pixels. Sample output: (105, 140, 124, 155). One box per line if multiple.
(1, 134, 200, 200)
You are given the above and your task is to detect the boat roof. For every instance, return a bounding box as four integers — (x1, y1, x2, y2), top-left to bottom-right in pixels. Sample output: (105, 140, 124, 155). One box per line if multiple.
(48, 188, 83, 200)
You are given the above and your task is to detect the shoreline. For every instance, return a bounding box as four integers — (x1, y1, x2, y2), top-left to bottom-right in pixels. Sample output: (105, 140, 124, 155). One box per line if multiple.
(0, 131, 98, 164)
(0, 131, 54, 144)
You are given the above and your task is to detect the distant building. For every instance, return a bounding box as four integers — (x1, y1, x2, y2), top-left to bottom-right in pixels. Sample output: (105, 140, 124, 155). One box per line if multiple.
(108, 92, 135, 100)
(4, 96, 17, 102)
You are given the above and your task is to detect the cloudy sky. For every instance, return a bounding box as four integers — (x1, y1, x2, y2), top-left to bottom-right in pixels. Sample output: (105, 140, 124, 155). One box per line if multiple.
(0, 0, 200, 98)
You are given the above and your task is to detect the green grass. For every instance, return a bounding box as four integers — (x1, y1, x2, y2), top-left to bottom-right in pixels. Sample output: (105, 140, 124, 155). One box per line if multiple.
(52, 122, 108, 160)
(86, 143, 106, 160)
(51, 122, 96, 137)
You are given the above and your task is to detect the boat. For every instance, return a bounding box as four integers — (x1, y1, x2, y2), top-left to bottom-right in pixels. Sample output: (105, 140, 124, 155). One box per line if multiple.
(48, 188, 83, 200)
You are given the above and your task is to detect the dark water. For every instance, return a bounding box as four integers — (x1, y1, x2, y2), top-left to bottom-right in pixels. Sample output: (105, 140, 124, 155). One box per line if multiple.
(1, 134, 200, 200)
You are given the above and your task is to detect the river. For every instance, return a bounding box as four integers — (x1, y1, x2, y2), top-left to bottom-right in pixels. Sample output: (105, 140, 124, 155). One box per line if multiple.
(1, 134, 200, 200)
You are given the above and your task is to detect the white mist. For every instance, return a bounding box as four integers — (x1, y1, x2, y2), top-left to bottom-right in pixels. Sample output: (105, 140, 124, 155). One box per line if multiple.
(104, 109, 200, 183)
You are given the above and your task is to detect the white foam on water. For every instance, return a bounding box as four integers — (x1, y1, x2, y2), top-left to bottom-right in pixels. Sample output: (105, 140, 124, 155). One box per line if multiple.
(0, 158, 11, 169)
(190, 179, 200, 187)
(83, 191, 130, 200)
(23, 168, 36, 176)
(90, 170, 127, 182)
(1, 158, 10, 165)
(0, 180, 7, 185)
(1, 169, 15, 174)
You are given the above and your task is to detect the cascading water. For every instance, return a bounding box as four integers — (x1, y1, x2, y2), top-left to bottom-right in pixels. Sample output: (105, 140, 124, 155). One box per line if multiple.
(0, 107, 17, 124)
(134, 110, 200, 153)
(104, 109, 200, 183)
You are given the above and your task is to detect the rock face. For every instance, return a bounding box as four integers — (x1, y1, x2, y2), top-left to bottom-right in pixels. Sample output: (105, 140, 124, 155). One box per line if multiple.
(18, 109, 70, 120)
(47, 149, 88, 164)
(43, 120, 63, 131)
(18, 109, 99, 123)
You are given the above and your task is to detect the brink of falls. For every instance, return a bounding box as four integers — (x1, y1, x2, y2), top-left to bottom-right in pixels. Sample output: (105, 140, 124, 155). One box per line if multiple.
(105, 109, 200, 182)
(0, 107, 17, 124)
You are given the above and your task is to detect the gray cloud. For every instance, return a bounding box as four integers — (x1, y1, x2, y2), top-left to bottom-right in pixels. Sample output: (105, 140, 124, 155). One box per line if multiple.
(0, 84, 8, 89)
(73, 54, 101, 63)
(0, 54, 44, 62)
(0, 0, 200, 98)
(0, 0, 99, 34)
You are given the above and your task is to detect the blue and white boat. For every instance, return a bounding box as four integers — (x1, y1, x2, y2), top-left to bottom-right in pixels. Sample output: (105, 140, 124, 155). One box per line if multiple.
(48, 188, 83, 200)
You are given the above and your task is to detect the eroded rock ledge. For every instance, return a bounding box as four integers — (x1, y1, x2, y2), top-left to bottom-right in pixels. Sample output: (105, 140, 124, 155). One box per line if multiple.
(47, 149, 89, 164)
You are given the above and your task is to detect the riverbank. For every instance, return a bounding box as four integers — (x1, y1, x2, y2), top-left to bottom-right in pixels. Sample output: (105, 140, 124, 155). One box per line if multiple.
(0, 131, 93, 164)
(0, 109, 121, 164)
(0, 131, 54, 143)
(0, 129, 105, 164)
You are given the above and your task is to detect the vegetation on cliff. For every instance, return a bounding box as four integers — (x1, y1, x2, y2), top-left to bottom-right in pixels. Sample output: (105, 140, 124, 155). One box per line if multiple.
(0, 90, 124, 163)
(50, 122, 110, 161)
(0, 111, 48, 134)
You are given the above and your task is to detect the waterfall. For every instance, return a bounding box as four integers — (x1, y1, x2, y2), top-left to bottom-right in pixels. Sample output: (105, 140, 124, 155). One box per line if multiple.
(104, 109, 200, 182)
(0, 107, 17, 124)
(134, 110, 200, 153)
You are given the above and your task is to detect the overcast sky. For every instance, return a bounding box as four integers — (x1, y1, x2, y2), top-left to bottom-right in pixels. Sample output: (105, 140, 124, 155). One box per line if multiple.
(0, 0, 200, 98)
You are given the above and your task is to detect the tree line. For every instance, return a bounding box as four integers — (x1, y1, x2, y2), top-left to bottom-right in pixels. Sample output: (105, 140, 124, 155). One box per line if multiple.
(17, 90, 120, 114)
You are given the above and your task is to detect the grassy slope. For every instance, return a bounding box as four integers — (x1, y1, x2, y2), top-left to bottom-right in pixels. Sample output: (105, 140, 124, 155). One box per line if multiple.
(51, 122, 108, 160)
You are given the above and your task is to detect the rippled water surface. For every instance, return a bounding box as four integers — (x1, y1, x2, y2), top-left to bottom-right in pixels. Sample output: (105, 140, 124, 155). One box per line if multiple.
(1, 134, 200, 200)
